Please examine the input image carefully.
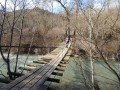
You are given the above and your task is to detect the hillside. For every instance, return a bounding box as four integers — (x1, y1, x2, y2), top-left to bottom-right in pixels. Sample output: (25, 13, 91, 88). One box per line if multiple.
(1, 7, 66, 54)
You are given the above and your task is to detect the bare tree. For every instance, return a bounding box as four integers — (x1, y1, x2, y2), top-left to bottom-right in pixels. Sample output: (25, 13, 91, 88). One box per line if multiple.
(0, 0, 27, 80)
(55, 0, 71, 37)
(74, 0, 120, 88)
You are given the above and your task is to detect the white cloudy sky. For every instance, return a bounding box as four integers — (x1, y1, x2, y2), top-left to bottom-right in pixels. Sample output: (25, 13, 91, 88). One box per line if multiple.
(0, 0, 119, 12)
(94, 0, 119, 8)
(0, 0, 61, 12)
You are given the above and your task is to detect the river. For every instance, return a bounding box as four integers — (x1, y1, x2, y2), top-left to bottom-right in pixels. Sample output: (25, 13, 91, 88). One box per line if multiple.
(0, 53, 43, 78)
(48, 57, 120, 90)
(0, 55, 120, 90)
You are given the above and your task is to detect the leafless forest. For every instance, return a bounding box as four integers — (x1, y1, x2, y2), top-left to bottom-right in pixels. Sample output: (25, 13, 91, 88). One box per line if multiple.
(0, 0, 120, 90)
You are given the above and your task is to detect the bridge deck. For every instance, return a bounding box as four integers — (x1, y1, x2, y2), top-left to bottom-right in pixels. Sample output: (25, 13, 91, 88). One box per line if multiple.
(1, 42, 71, 90)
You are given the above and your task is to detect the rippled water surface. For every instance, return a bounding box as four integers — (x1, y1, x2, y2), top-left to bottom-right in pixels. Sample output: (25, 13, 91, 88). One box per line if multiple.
(0, 53, 42, 78)
(48, 57, 120, 90)
(0, 55, 120, 90)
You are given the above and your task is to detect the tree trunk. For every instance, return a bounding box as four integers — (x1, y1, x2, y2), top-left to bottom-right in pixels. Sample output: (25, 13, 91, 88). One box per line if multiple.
(6, 61, 13, 80)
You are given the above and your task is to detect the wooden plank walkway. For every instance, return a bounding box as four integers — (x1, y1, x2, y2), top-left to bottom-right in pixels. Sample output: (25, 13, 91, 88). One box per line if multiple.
(1, 42, 71, 90)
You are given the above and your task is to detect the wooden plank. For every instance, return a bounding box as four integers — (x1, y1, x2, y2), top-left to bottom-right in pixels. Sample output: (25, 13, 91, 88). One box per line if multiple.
(8, 51, 63, 90)
(20, 46, 69, 90)
(58, 63, 66, 67)
(7, 46, 67, 90)
(33, 61, 48, 64)
(27, 64, 40, 67)
(42, 60, 50, 62)
(51, 72, 63, 76)
(60, 61, 68, 64)
(0, 78, 11, 84)
(42, 59, 51, 62)
(47, 78, 60, 83)
(21, 49, 67, 90)
(2, 42, 71, 90)
(29, 45, 70, 90)
(1, 50, 62, 90)
(63, 56, 70, 60)
(19, 67, 34, 71)
(41, 57, 52, 60)
(55, 67, 65, 71)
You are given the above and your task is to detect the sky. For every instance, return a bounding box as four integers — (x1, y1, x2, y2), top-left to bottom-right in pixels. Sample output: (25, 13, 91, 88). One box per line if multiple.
(94, 0, 119, 8)
(0, 0, 119, 12)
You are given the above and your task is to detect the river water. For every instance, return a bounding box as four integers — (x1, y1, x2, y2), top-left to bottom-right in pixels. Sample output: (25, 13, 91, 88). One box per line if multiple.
(0, 53, 42, 78)
(0, 54, 120, 90)
(48, 57, 120, 90)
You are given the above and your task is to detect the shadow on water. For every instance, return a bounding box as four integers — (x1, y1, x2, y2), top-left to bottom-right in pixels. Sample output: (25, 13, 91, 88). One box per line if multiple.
(47, 57, 86, 90)
(58, 57, 90, 90)
(49, 57, 120, 90)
